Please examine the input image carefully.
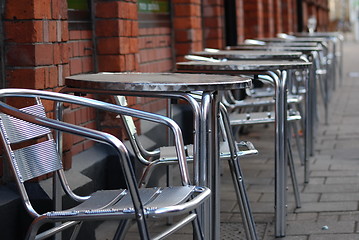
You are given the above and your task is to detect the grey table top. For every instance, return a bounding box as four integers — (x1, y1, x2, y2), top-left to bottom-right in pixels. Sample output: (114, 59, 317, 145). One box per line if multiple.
(65, 72, 252, 92)
(227, 45, 323, 53)
(176, 60, 312, 72)
(192, 50, 302, 60)
(258, 37, 328, 43)
(266, 42, 319, 47)
(294, 32, 343, 38)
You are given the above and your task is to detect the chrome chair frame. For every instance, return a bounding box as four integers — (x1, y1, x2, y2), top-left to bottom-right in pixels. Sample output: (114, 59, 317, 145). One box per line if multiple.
(114, 95, 259, 240)
(0, 89, 210, 240)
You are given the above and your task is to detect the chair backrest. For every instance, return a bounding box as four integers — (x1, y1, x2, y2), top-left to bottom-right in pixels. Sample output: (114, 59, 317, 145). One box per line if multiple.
(113, 95, 157, 165)
(0, 102, 62, 183)
(114, 96, 137, 137)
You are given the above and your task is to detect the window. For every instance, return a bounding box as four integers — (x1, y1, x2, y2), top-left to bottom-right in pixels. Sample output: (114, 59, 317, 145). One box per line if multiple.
(67, 0, 91, 30)
(138, 0, 170, 28)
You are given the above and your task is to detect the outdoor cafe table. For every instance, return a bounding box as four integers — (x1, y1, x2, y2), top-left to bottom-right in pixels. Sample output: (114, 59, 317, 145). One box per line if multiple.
(190, 50, 313, 182)
(176, 60, 312, 238)
(226, 44, 323, 168)
(294, 32, 344, 84)
(63, 72, 252, 240)
(257, 37, 330, 44)
(227, 44, 323, 54)
(191, 50, 303, 60)
(257, 37, 336, 87)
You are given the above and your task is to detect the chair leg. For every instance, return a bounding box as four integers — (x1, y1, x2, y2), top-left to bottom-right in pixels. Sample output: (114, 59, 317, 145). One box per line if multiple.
(287, 138, 301, 208)
(113, 220, 132, 240)
(192, 210, 205, 240)
(220, 104, 258, 240)
(228, 158, 258, 240)
(69, 222, 83, 240)
(290, 121, 305, 166)
(25, 222, 41, 240)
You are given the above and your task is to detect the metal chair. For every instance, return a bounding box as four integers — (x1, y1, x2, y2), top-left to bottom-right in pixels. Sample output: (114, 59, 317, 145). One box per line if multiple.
(227, 100, 302, 208)
(114, 95, 259, 240)
(223, 86, 305, 165)
(222, 76, 304, 208)
(0, 89, 210, 240)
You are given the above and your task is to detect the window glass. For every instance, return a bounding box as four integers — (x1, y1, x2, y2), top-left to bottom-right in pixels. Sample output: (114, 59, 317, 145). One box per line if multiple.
(138, 0, 170, 28)
(67, 0, 91, 30)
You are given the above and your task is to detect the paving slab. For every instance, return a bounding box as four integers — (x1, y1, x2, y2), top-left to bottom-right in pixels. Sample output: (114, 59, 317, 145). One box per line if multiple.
(286, 221, 355, 235)
(308, 234, 359, 240)
(295, 202, 358, 213)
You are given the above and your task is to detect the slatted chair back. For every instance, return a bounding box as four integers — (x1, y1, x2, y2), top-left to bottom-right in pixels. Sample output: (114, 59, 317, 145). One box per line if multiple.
(0, 102, 62, 183)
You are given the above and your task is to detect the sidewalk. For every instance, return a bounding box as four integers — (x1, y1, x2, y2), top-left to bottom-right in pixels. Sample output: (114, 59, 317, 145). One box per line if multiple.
(234, 39, 359, 240)
(97, 39, 359, 239)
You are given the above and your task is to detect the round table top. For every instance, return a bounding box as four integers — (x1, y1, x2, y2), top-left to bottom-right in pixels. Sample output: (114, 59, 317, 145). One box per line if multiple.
(294, 32, 343, 38)
(176, 60, 312, 72)
(192, 50, 302, 60)
(266, 42, 319, 47)
(227, 45, 323, 53)
(65, 72, 252, 92)
(258, 37, 328, 43)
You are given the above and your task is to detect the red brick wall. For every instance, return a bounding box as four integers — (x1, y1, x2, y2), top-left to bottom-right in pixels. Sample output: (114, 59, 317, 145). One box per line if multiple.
(3, 0, 77, 171)
(96, 1, 168, 138)
(68, 30, 93, 75)
(5, 0, 69, 92)
(273, 0, 283, 34)
(95, 1, 139, 72)
(303, 2, 311, 32)
(281, 0, 294, 33)
(302, 0, 329, 32)
(292, 0, 298, 32)
(243, 0, 264, 39)
(139, 27, 173, 72)
(263, 0, 275, 37)
(94, 0, 140, 141)
(316, 0, 329, 31)
(236, 0, 245, 43)
(202, 0, 225, 49)
(173, 0, 203, 62)
(65, 27, 97, 169)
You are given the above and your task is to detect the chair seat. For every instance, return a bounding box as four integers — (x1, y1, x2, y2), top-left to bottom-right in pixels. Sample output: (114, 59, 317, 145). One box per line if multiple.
(248, 87, 306, 98)
(159, 145, 195, 160)
(230, 110, 301, 126)
(219, 141, 258, 158)
(46, 186, 207, 220)
(159, 140, 258, 162)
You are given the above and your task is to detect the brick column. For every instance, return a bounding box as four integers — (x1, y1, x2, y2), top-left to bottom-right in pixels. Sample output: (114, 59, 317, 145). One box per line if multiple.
(263, 0, 275, 37)
(291, 0, 298, 32)
(316, 7, 321, 31)
(173, 0, 203, 62)
(316, 1, 329, 31)
(243, 0, 264, 39)
(273, 0, 283, 34)
(202, 0, 224, 48)
(236, 0, 245, 43)
(302, 1, 308, 31)
(95, 0, 139, 72)
(4, 0, 70, 170)
(281, 0, 294, 33)
(4, 0, 69, 97)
